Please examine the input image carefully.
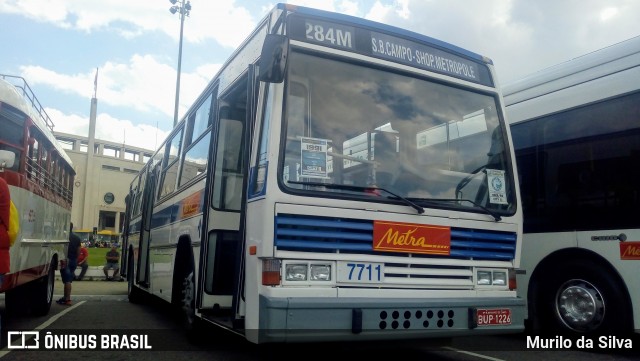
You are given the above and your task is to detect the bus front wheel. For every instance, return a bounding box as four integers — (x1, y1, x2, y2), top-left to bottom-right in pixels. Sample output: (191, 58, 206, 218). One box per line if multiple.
(30, 263, 55, 316)
(540, 261, 631, 335)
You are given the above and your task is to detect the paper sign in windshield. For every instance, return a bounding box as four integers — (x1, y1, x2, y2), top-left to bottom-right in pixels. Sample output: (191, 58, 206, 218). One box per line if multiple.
(300, 137, 328, 178)
(487, 169, 507, 205)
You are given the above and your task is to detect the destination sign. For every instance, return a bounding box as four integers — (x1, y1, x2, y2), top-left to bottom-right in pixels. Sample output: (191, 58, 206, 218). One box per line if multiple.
(371, 32, 479, 82)
(287, 15, 493, 86)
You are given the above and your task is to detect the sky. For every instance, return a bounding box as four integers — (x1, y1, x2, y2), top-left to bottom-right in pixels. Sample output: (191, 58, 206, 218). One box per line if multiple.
(1, 0, 638, 152)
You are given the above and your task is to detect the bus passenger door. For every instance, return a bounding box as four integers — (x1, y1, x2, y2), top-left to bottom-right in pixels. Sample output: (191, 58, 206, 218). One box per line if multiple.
(137, 164, 158, 287)
(199, 70, 255, 322)
(120, 191, 132, 275)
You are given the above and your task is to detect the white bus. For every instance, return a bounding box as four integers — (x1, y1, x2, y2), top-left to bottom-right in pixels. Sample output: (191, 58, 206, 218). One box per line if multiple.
(504, 35, 640, 335)
(0, 74, 74, 316)
(121, 3, 524, 343)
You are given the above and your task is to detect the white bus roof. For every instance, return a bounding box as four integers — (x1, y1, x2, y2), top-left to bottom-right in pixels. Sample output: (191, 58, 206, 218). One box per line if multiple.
(0, 76, 73, 167)
(503, 35, 640, 122)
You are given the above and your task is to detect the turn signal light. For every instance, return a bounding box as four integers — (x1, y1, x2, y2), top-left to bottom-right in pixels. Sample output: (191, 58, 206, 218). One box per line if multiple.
(509, 269, 517, 290)
(262, 259, 281, 285)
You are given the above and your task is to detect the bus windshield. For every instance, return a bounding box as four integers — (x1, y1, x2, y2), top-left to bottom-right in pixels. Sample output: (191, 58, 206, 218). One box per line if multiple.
(281, 51, 515, 214)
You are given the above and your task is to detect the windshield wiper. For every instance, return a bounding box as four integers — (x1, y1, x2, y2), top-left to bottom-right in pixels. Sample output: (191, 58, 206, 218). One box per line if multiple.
(407, 197, 502, 222)
(455, 164, 486, 197)
(288, 181, 424, 214)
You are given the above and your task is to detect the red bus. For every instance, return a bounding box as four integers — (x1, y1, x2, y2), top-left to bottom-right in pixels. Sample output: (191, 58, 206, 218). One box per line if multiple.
(0, 74, 74, 316)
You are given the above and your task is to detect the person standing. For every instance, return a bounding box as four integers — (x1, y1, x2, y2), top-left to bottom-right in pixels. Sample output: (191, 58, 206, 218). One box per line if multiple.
(57, 222, 81, 305)
(0, 177, 11, 285)
(75, 245, 89, 281)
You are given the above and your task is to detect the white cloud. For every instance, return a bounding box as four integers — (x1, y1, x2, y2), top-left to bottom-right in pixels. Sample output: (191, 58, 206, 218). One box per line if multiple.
(46, 108, 88, 137)
(21, 55, 216, 120)
(287, 0, 337, 12)
(0, 0, 258, 49)
(366, 1, 394, 21)
(6, 0, 640, 150)
(394, 0, 410, 19)
(599, 7, 619, 22)
(0, 0, 71, 26)
(21, 55, 220, 150)
(94, 113, 169, 151)
(372, 0, 640, 84)
(48, 107, 169, 152)
(337, 1, 359, 15)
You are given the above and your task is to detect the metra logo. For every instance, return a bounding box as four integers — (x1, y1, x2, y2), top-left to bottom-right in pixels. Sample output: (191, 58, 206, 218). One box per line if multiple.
(373, 220, 450, 255)
(180, 191, 202, 219)
(620, 242, 640, 260)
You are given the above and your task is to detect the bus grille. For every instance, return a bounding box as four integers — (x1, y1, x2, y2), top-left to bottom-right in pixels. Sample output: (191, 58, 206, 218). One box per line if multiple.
(274, 214, 517, 261)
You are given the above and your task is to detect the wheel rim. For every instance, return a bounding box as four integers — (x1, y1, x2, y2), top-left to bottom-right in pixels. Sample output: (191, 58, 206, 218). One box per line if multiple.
(46, 267, 55, 303)
(555, 278, 605, 332)
(182, 272, 195, 327)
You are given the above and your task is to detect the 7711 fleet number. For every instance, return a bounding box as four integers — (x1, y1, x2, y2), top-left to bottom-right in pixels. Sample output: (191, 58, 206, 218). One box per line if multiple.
(337, 261, 384, 283)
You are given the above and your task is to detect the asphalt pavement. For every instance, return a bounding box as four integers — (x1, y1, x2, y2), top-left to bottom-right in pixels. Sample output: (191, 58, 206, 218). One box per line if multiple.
(54, 277, 127, 298)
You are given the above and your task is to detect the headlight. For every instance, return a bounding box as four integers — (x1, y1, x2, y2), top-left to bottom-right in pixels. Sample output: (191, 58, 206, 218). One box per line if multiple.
(492, 271, 507, 286)
(310, 264, 331, 281)
(477, 270, 492, 285)
(281, 261, 335, 285)
(285, 264, 308, 281)
(476, 268, 510, 287)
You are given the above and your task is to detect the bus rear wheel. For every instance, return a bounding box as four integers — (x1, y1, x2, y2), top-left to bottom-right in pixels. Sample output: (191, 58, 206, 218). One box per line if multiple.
(540, 261, 632, 335)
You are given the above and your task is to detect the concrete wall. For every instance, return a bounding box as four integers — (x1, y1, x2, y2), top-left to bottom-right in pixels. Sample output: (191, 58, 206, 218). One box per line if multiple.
(54, 131, 154, 235)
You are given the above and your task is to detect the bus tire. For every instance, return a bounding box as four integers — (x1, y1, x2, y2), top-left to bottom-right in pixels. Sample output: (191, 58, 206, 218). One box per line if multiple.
(5, 282, 28, 316)
(30, 263, 55, 316)
(539, 260, 632, 335)
(127, 256, 145, 304)
(176, 269, 206, 344)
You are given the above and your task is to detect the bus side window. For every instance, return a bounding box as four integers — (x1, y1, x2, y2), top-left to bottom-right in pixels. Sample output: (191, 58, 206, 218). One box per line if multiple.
(27, 135, 38, 178)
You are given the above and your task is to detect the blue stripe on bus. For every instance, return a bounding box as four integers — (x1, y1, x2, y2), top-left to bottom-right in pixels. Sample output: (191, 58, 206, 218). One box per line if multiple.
(274, 214, 517, 261)
(145, 190, 205, 229)
(150, 204, 178, 229)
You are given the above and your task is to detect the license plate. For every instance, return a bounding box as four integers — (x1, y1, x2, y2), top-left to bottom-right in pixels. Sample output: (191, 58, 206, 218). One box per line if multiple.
(476, 308, 512, 326)
(337, 261, 384, 283)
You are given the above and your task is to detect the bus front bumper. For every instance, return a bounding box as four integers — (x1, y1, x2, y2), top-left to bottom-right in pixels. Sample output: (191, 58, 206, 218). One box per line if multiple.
(254, 295, 526, 343)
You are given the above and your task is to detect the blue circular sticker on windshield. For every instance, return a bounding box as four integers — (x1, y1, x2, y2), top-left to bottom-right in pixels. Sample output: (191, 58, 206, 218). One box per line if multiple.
(491, 177, 503, 191)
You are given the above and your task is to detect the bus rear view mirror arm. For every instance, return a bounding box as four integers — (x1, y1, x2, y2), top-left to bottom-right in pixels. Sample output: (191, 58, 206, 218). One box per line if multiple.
(258, 34, 289, 83)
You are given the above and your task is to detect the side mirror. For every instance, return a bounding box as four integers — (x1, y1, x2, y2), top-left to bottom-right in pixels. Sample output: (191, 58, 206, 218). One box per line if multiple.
(0, 149, 16, 169)
(258, 34, 289, 83)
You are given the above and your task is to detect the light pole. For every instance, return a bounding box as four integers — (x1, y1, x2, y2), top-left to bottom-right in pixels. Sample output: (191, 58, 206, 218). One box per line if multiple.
(169, 0, 191, 127)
